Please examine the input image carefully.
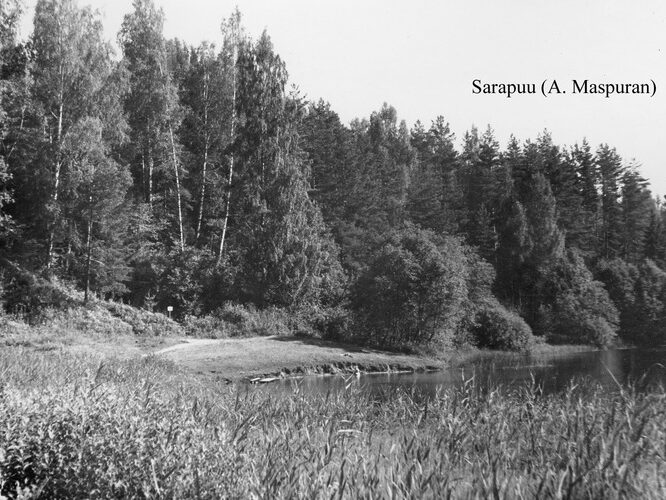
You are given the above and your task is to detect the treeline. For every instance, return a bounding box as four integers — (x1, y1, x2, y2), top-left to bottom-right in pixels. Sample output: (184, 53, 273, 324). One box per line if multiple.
(1, 0, 666, 349)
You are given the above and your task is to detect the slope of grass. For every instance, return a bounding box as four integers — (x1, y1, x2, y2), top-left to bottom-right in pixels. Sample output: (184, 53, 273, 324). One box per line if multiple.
(1, 347, 664, 499)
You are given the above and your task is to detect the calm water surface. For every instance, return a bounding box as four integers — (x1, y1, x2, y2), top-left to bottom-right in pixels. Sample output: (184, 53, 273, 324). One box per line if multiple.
(267, 347, 666, 397)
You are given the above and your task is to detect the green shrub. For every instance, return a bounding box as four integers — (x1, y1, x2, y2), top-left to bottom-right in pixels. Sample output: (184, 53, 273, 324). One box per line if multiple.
(184, 303, 293, 338)
(579, 316, 617, 347)
(353, 225, 471, 346)
(101, 300, 181, 337)
(473, 300, 534, 351)
(37, 306, 133, 337)
(0, 261, 78, 322)
(183, 303, 353, 340)
(183, 314, 231, 338)
(540, 250, 619, 347)
(308, 305, 352, 341)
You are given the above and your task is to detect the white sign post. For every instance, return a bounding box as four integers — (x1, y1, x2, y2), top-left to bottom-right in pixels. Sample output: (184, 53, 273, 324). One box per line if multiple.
(167, 305, 173, 319)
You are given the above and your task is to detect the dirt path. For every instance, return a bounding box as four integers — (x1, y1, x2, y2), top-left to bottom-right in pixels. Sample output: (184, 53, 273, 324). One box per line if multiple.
(149, 336, 443, 381)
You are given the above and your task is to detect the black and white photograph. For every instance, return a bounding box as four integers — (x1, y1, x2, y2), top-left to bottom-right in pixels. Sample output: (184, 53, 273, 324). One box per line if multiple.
(1, 0, 666, 497)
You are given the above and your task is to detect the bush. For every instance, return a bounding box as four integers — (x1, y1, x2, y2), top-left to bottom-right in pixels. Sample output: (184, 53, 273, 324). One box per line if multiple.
(183, 303, 353, 340)
(183, 314, 231, 338)
(101, 300, 181, 337)
(37, 306, 134, 337)
(155, 248, 212, 319)
(0, 260, 78, 322)
(579, 316, 617, 347)
(353, 225, 471, 347)
(473, 300, 534, 351)
(308, 305, 353, 341)
(184, 303, 292, 338)
(539, 250, 619, 347)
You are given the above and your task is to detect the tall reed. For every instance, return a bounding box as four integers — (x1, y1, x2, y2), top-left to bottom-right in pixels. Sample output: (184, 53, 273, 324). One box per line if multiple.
(1, 348, 664, 499)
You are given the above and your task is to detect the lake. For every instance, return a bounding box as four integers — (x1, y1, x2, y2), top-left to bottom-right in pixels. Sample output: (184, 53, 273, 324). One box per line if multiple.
(267, 347, 666, 397)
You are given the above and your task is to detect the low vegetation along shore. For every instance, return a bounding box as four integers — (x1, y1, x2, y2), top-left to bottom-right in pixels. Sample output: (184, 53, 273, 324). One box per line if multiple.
(1, 345, 665, 499)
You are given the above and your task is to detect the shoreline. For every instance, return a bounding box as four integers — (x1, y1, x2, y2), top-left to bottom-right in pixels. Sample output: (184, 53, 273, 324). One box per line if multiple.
(150, 335, 449, 383)
(1, 326, 600, 384)
(149, 335, 599, 384)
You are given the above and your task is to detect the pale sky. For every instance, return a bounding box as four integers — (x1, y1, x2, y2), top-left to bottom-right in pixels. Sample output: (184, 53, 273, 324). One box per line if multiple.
(18, 0, 666, 197)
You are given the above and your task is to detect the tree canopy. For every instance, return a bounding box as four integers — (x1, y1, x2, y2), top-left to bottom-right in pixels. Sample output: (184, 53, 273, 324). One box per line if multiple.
(2, 0, 666, 349)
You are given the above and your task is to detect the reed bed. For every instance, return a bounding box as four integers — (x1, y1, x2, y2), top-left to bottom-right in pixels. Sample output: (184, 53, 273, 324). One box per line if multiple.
(0, 348, 664, 499)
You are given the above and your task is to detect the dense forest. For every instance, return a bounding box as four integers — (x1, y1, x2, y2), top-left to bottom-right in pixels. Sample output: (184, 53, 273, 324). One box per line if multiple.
(2, 0, 666, 350)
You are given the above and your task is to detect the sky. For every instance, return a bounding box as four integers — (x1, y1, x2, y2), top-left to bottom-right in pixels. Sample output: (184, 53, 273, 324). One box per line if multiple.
(18, 0, 666, 197)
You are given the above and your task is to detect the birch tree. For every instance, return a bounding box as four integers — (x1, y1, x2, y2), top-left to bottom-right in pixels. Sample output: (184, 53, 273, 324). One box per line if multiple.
(119, 0, 185, 250)
(217, 9, 244, 263)
(30, 0, 117, 268)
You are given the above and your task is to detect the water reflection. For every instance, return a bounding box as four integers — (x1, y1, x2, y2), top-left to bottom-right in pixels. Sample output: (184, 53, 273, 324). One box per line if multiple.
(266, 347, 666, 397)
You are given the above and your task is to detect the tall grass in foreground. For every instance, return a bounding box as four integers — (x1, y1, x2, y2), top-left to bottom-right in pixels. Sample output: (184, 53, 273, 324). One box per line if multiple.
(0, 349, 664, 499)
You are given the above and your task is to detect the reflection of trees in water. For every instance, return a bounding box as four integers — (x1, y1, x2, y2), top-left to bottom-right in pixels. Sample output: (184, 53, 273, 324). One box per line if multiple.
(266, 349, 666, 398)
(598, 349, 624, 387)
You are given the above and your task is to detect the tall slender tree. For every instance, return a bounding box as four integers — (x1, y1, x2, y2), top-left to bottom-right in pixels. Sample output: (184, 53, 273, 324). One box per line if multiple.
(119, 0, 184, 250)
(620, 165, 652, 262)
(570, 140, 600, 254)
(0, 0, 23, 245)
(597, 144, 624, 259)
(226, 32, 344, 307)
(216, 8, 244, 263)
(26, 0, 120, 269)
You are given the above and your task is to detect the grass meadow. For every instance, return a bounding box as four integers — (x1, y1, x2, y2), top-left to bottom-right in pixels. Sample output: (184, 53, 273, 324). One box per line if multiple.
(1, 347, 665, 499)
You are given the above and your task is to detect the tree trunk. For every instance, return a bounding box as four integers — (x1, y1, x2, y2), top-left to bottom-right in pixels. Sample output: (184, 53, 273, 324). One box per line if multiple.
(196, 70, 210, 243)
(196, 145, 208, 242)
(141, 153, 146, 204)
(46, 97, 64, 270)
(169, 124, 185, 251)
(147, 138, 154, 209)
(84, 197, 93, 303)
(217, 41, 238, 266)
(217, 153, 233, 265)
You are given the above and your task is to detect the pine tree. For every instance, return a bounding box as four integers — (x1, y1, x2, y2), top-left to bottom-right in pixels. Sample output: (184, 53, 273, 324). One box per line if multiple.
(428, 117, 460, 233)
(597, 144, 624, 259)
(620, 165, 652, 262)
(570, 140, 600, 254)
(538, 132, 582, 245)
(644, 200, 665, 266)
(299, 99, 354, 227)
(406, 118, 452, 233)
(406, 156, 443, 232)
(461, 126, 500, 260)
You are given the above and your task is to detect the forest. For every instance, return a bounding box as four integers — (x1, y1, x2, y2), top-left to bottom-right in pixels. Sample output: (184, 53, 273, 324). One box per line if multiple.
(2, 0, 666, 351)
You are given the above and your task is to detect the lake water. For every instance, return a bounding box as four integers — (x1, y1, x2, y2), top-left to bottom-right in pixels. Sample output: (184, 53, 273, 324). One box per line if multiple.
(267, 347, 666, 397)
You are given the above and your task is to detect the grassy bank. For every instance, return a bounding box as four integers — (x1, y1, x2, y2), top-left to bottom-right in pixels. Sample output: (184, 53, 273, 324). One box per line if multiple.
(153, 336, 445, 382)
(1, 347, 664, 499)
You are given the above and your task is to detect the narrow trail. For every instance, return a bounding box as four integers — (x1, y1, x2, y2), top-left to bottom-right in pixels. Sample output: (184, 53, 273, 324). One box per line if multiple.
(147, 338, 222, 356)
